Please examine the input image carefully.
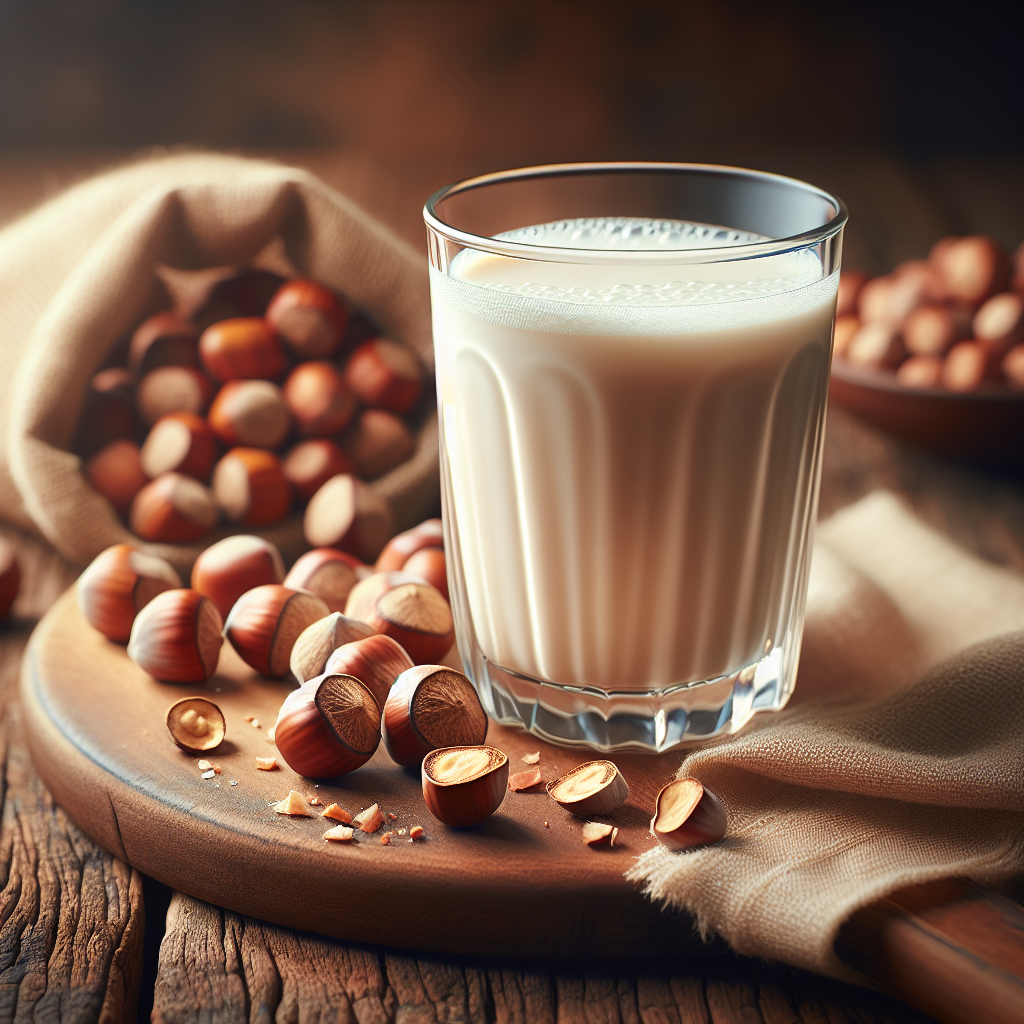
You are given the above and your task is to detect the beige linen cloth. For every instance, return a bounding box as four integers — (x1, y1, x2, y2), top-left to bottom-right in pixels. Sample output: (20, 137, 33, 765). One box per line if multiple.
(629, 490, 1024, 977)
(0, 152, 433, 566)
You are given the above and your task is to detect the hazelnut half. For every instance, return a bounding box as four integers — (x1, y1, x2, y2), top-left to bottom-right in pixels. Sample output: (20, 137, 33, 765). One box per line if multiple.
(191, 535, 285, 619)
(303, 474, 393, 561)
(166, 697, 225, 753)
(288, 610, 377, 684)
(546, 761, 629, 817)
(273, 673, 381, 778)
(323, 633, 414, 709)
(283, 547, 370, 614)
(650, 778, 727, 851)
(224, 585, 330, 678)
(421, 746, 508, 828)
(78, 544, 182, 642)
(383, 665, 487, 768)
(127, 589, 224, 683)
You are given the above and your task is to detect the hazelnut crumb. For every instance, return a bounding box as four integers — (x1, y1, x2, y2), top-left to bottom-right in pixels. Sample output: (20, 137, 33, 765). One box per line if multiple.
(274, 791, 313, 816)
(324, 824, 354, 842)
(397, 828, 406, 836)
(509, 767, 543, 791)
(409, 825, 425, 840)
(380, 832, 393, 846)
(388, 812, 397, 820)
(522, 751, 541, 765)
(582, 822, 617, 847)
(243, 715, 254, 722)
(197, 759, 213, 770)
(308, 795, 321, 805)
(213, 766, 223, 774)
(230, 780, 238, 787)
(267, 726, 276, 743)
(251, 719, 260, 728)
(201, 769, 216, 780)
(254, 756, 278, 771)
(322, 804, 352, 824)
(544, 821, 549, 827)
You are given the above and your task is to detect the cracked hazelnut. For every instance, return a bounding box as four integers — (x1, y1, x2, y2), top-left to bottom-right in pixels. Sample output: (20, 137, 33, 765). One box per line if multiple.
(651, 778, 727, 850)
(422, 746, 508, 828)
(166, 697, 225, 753)
(547, 761, 629, 816)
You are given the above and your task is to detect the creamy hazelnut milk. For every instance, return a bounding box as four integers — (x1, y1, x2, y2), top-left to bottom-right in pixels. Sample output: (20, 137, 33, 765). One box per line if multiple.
(431, 218, 836, 706)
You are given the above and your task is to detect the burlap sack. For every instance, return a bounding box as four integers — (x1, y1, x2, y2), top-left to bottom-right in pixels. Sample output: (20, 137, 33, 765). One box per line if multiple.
(629, 490, 1024, 977)
(0, 152, 437, 569)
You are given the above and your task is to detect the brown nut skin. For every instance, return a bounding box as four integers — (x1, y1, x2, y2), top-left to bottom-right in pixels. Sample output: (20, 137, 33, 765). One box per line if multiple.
(140, 411, 219, 482)
(212, 448, 293, 527)
(282, 439, 354, 502)
(127, 589, 224, 683)
(86, 439, 149, 517)
(651, 778, 727, 851)
(129, 472, 219, 543)
(207, 380, 291, 450)
(266, 279, 348, 358)
(303, 474, 394, 562)
(345, 572, 454, 664)
(199, 317, 285, 382)
(0, 539, 20, 621)
(341, 409, 415, 479)
(165, 697, 225, 753)
(546, 760, 630, 817)
(282, 361, 357, 436)
(344, 338, 424, 414)
(382, 664, 488, 768)
(129, 312, 200, 376)
(78, 544, 182, 642)
(136, 366, 215, 427)
(283, 547, 370, 614)
(224, 585, 330, 678)
(323, 633, 414, 709)
(376, 519, 444, 571)
(273, 672, 381, 778)
(191, 535, 285, 620)
(421, 746, 508, 828)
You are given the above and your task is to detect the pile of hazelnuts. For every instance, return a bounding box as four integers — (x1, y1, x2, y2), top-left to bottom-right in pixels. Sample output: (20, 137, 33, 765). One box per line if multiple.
(78, 268, 426, 555)
(834, 235, 1024, 391)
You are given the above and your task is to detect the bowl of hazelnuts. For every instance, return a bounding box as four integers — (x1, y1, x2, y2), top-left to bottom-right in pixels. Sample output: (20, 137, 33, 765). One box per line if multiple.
(75, 267, 437, 564)
(830, 235, 1024, 472)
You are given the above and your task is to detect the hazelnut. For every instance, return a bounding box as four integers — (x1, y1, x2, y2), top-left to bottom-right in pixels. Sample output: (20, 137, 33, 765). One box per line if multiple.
(941, 341, 991, 392)
(74, 372, 141, 457)
(0, 540, 19, 620)
(165, 697, 226, 753)
(303, 474, 393, 561)
(421, 746, 508, 828)
(273, 673, 381, 778)
(546, 761, 629, 816)
(282, 361, 357, 436)
(382, 665, 487, 768)
(283, 547, 370, 614)
(266, 279, 348, 358)
(651, 778, 727, 850)
(207, 380, 291, 449)
(282, 439, 354, 502)
(345, 572, 454, 663)
(845, 322, 904, 370)
(129, 472, 219, 543)
(1002, 345, 1024, 390)
(375, 519, 444, 570)
(198, 317, 285, 382)
(85, 439, 149, 517)
(323, 633, 415, 709)
(191, 535, 285, 619)
(212, 448, 292, 527)
(835, 270, 867, 318)
(895, 355, 943, 390)
(136, 366, 214, 427)
(933, 235, 1010, 305)
(341, 409, 415, 479)
(78, 544, 182, 642)
(902, 303, 972, 357)
(973, 292, 1024, 354)
(288, 610, 377, 684)
(127, 589, 224, 683)
(344, 338, 424, 414)
(223, 584, 330, 678)
(856, 275, 894, 324)
(832, 315, 860, 360)
(128, 312, 200, 376)
(140, 412, 219, 481)
(886, 260, 941, 322)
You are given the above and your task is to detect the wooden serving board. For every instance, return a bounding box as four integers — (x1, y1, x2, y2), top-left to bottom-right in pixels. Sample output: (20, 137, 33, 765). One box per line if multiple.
(20, 586, 706, 961)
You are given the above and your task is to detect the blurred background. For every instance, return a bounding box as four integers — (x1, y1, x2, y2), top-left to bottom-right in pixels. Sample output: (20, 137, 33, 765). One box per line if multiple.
(0, 0, 1021, 272)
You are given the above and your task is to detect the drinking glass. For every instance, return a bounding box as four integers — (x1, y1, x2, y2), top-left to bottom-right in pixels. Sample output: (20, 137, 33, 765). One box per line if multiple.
(424, 163, 846, 752)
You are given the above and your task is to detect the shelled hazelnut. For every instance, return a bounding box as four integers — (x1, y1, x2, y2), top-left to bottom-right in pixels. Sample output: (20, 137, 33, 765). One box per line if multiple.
(212, 448, 292, 526)
(140, 412, 218, 482)
(223, 584, 330, 678)
(289, 611, 377, 684)
(341, 409, 415, 479)
(650, 777, 727, 850)
(344, 338, 424, 414)
(86, 439, 149, 516)
(0, 540, 19, 620)
(283, 547, 370, 614)
(129, 473, 219, 543)
(207, 380, 291, 449)
(199, 317, 285, 382)
(127, 589, 224, 683)
(129, 312, 200, 375)
(324, 633, 414, 709)
(421, 746, 508, 828)
(283, 361, 357, 436)
(282, 439, 353, 501)
(78, 543, 181, 641)
(191, 535, 285, 619)
(303, 474, 393, 561)
(266, 279, 348, 358)
(345, 572, 453, 663)
(137, 366, 215, 427)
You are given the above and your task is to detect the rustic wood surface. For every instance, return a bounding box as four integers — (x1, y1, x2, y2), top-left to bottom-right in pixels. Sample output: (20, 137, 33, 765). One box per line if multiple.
(0, 147, 1022, 1023)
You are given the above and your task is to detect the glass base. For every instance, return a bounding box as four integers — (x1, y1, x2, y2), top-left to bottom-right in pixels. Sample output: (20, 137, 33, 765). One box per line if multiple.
(464, 646, 793, 753)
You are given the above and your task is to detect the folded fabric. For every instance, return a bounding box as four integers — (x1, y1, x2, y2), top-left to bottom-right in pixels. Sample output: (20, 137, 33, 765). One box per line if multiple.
(629, 490, 1024, 977)
(0, 152, 434, 566)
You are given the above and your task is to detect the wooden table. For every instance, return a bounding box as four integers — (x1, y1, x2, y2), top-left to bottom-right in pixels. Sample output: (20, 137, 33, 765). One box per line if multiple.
(0, 148, 1021, 1024)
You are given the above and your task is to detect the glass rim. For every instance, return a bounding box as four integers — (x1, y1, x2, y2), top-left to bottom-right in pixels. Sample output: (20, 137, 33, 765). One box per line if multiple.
(423, 161, 848, 266)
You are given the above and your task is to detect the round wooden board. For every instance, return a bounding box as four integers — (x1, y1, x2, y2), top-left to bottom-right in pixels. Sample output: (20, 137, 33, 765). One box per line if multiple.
(20, 587, 706, 961)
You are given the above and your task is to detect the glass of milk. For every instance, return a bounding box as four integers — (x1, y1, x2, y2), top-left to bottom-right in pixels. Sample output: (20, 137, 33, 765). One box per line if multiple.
(424, 164, 846, 752)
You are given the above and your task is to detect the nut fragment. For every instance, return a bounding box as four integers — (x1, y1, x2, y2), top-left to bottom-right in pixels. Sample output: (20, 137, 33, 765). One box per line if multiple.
(651, 778, 727, 850)
(274, 790, 313, 816)
(522, 751, 540, 765)
(509, 768, 543, 791)
(582, 822, 618, 847)
(353, 803, 383, 833)
(380, 831, 393, 846)
(547, 760, 630, 817)
(409, 825, 425, 840)
(166, 698, 226, 754)
(197, 759, 213, 770)
(254, 756, 278, 771)
(321, 804, 352, 823)
(324, 825, 355, 842)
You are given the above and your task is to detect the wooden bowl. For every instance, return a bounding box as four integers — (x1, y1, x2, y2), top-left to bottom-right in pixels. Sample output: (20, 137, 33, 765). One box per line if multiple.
(829, 362, 1024, 474)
